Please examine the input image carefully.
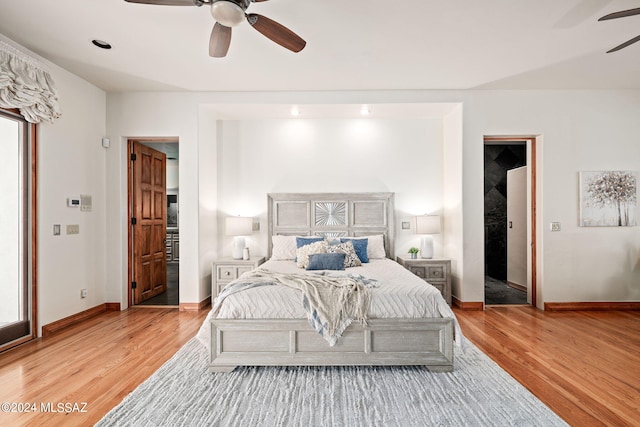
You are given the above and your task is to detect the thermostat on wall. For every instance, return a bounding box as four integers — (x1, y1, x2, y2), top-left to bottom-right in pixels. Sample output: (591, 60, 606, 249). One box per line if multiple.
(67, 197, 81, 207)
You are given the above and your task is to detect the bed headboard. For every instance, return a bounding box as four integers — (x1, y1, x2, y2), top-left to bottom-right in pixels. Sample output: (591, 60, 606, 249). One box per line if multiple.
(267, 192, 395, 259)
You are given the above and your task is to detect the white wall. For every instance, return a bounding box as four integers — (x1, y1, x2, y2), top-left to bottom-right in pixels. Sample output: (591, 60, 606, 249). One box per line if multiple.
(104, 89, 640, 310)
(464, 90, 640, 304)
(105, 93, 208, 307)
(216, 118, 444, 258)
(36, 60, 107, 331)
(442, 105, 464, 301)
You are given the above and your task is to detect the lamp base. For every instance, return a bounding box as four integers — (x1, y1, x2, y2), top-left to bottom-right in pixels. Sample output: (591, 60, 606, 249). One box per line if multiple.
(232, 236, 245, 260)
(420, 235, 434, 259)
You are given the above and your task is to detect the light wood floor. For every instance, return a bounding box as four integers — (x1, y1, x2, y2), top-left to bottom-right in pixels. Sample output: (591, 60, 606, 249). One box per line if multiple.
(0, 306, 638, 426)
(456, 306, 640, 426)
(0, 308, 207, 427)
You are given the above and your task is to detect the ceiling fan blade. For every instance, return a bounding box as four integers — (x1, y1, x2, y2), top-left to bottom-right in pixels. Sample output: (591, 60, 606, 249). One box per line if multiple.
(606, 34, 640, 53)
(598, 7, 640, 21)
(210, 22, 232, 57)
(246, 13, 306, 53)
(124, 0, 197, 5)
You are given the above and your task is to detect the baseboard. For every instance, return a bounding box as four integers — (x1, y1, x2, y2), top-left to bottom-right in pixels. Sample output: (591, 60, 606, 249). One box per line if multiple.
(42, 302, 121, 337)
(179, 297, 211, 312)
(545, 302, 640, 311)
(507, 281, 527, 292)
(105, 302, 121, 311)
(452, 297, 484, 310)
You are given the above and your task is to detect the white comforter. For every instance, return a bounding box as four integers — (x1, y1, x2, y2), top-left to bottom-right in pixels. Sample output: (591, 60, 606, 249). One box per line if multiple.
(196, 258, 461, 348)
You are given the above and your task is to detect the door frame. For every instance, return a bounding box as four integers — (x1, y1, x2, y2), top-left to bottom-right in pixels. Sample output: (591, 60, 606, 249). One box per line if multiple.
(127, 137, 175, 307)
(484, 135, 538, 307)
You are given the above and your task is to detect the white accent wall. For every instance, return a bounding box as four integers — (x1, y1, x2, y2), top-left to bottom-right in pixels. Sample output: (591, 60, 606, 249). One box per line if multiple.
(216, 118, 445, 257)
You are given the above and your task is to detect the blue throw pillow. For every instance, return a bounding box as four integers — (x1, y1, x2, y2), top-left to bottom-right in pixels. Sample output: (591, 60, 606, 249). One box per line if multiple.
(340, 238, 369, 263)
(306, 253, 346, 271)
(296, 236, 324, 248)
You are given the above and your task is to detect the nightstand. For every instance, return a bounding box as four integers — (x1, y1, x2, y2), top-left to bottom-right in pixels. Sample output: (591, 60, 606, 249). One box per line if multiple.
(212, 257, 265, 298)
(396, 257, 452, 306)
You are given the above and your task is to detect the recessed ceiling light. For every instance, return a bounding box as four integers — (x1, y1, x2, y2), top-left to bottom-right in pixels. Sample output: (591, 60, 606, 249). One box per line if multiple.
(92, 39, 112, 50)
(290, 106, 300, 116)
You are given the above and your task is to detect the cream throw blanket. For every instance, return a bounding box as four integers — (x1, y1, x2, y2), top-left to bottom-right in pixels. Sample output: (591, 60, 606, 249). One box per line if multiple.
(212, 269, 377, 346)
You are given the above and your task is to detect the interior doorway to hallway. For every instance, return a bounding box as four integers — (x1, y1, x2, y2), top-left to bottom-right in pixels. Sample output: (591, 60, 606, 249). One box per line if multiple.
(128, 139, 180, 307)
(484, 136, 537, 306)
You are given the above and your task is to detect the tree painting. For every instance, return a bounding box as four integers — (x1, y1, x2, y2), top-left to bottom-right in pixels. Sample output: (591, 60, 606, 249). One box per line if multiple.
(580, 171, 637, 227)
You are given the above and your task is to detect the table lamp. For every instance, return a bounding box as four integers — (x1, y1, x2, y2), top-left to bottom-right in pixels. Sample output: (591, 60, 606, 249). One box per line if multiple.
(415, 215, 441, 259)
(225, 216, 253, 259)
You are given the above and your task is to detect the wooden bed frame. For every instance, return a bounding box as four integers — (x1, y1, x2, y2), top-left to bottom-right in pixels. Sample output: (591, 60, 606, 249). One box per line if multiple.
(209, 192, 454, 372)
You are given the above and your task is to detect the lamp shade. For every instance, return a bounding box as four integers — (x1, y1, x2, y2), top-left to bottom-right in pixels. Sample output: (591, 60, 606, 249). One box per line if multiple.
(415, 215, 441, 235)
(225, 216, 253, 236)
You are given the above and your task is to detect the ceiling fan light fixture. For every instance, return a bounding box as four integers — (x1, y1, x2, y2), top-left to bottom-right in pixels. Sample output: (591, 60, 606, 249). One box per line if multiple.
(211, 1, 245, 27)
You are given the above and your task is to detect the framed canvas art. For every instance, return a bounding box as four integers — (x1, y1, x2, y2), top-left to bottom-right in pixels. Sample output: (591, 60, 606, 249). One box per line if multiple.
(579, 170, 637, 227)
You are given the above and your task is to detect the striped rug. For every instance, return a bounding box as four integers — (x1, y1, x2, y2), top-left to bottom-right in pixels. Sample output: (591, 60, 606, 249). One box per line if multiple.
(96, 338, 567, 426)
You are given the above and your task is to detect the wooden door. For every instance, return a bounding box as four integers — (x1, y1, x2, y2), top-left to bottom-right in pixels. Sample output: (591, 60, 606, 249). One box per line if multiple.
(131, 141, 167, 304)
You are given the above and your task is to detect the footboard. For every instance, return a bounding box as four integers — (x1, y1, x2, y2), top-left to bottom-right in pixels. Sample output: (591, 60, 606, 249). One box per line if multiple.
(209, 318, 454, 373)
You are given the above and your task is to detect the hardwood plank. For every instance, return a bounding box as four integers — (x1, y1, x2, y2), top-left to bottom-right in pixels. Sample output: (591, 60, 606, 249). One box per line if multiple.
(0, 308, 207, 426)
(456, 306, 640, 426)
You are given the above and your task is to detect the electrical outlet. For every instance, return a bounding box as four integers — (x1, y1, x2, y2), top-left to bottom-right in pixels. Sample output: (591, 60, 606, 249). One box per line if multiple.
(550, 222, 561, 232)
(81, 289, 87, 298)
(53, 224, 61, 236)
(66, 224, 80, 235)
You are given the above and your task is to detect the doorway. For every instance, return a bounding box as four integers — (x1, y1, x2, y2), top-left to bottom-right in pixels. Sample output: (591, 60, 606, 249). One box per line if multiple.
(128, 139, 179, 307)
(0, 109, 37, 351)
(484, 136, 537, 306)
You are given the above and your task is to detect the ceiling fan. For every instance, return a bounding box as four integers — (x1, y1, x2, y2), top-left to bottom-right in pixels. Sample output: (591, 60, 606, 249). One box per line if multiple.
(598, 7, 640, 53)
(124, 0, 306, 57)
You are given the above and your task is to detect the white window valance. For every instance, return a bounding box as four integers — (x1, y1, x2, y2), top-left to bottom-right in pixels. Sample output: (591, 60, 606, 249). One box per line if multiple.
(0, 40, 61, 124)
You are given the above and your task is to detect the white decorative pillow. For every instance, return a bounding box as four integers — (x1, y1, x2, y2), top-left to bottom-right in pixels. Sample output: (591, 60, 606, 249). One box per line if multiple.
(296, 240, 329, 268)
(271, 235, 298, 260)
(327, 240, 361, 268)
(365, 234, 386, 258)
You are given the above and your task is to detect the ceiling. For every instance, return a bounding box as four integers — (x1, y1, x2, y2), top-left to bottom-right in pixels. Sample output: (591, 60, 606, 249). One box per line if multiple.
(1, 1, 640, 93)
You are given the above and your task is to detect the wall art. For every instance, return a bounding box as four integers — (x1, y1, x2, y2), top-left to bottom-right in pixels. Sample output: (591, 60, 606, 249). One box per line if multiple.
(579, 170, 637, 227)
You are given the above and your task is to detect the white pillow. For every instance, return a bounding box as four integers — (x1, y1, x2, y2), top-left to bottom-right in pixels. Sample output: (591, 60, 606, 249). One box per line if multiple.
(366, 234, 386, 258)
(271, 235, 298, 260)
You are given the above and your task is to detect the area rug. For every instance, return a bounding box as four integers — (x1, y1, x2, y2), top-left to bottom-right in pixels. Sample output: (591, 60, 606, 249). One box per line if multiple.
(96, 339, 567, 427)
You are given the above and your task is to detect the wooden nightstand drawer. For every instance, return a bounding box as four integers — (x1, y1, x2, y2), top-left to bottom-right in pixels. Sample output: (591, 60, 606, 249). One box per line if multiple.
(212, 257, 265, 298)
(408, 265, 445, 281)
(217, 266, 240, 282)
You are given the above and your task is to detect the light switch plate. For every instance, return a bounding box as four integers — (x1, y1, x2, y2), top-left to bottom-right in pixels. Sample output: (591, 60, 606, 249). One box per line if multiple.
(550, 222, 561, 232)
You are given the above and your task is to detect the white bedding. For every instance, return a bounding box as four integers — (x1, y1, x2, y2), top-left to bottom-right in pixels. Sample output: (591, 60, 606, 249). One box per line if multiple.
(196, 258, 461, 348)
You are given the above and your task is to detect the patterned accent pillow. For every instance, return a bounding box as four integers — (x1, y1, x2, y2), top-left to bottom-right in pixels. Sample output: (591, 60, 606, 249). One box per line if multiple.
(296, 240, 329, 268)
(340, 237, 369, 263)
(327, 240, 361, 268)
